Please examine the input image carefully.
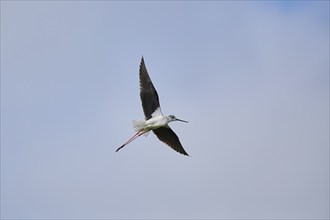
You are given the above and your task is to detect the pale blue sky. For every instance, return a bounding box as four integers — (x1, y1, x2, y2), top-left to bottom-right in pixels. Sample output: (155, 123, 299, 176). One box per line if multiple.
(1, 1, 329, 219)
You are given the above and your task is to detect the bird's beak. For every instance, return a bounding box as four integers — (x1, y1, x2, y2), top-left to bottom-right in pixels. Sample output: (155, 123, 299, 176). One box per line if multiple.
(176, 118, 188, 123)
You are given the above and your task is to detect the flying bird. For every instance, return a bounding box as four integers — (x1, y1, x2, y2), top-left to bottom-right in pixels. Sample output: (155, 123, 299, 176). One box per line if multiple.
(116, 57, 189, 156)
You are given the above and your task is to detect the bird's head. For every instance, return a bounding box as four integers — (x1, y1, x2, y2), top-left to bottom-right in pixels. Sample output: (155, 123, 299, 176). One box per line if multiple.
(167, 115, 188, 123)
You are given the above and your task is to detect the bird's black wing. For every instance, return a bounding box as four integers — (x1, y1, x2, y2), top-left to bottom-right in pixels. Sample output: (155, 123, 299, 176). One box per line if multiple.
(139, 57, 161, 120)
(153, 126, 189, 156)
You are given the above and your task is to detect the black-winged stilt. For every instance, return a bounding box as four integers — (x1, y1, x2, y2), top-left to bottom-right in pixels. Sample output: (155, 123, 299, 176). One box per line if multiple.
(116, 57, 189, 156)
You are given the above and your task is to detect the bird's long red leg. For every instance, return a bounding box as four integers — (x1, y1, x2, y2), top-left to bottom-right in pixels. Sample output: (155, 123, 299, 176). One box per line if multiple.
(116, 130, 146, 152)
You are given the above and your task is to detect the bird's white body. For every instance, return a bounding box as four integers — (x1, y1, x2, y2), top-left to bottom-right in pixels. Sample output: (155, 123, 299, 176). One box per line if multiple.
(133, 107, 168, 132)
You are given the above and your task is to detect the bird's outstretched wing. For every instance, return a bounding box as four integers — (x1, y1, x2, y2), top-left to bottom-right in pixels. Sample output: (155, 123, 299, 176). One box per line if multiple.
(139, 57, 161, 120)
(153, 126, 189, 156)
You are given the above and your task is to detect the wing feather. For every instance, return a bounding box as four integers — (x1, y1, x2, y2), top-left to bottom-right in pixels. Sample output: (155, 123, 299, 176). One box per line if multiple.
(139, 57, 161, 120)
(153, 126, 189, 156)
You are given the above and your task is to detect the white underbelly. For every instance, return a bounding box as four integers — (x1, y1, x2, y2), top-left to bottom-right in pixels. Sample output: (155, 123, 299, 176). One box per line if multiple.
(145, 116, 167, 128)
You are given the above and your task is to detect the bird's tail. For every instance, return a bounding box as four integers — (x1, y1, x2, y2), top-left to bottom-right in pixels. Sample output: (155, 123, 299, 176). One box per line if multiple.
(132, 120, 146, 132)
